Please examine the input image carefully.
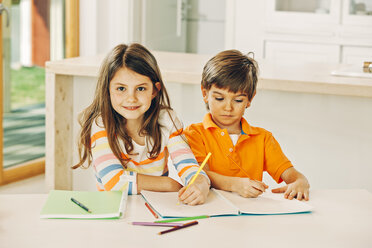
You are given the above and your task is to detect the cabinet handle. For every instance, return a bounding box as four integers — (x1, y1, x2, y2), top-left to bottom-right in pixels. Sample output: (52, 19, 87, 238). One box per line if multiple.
(0, 3, 10, 27)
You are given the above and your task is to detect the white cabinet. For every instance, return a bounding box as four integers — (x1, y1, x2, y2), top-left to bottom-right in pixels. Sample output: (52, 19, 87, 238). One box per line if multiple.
(264, 0, 372, 64)
(265, 41, 340, 63)
(342, 46, 372, 64)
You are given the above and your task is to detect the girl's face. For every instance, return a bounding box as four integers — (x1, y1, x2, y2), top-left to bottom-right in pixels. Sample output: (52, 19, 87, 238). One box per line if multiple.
(109, 67, 160, 123)
(202, 85, 251, 134)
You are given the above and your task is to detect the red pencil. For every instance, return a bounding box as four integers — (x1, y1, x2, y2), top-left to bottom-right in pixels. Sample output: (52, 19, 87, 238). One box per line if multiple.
(158, 220, 198, 235)
(144, 202, 158, 219)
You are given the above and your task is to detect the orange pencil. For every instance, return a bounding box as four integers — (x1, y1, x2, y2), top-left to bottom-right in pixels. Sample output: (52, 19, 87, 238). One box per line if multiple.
(145, 202, 158, 219)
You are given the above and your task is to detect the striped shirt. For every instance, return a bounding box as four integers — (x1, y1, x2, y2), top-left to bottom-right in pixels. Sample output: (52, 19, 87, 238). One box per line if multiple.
(90, 109, 209, 194)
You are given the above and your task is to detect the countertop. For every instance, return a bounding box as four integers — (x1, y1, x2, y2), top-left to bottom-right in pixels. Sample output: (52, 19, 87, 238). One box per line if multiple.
(45, 51, 372, 98)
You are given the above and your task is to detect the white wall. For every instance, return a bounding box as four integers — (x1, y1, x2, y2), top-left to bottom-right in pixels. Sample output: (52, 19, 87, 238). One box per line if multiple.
(79, 0, 133, 57)
(79, 0, 229, 56)
(230, 0, 265, 58)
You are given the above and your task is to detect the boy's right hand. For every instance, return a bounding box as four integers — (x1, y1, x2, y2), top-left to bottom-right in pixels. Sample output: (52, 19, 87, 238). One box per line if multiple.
(232, 178, 268, 198)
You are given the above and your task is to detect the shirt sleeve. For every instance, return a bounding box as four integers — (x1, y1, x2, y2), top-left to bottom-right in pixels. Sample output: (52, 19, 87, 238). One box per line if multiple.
(183, 124, 208, 164)
(90, 117, 138, 195)
(263, 132, 293, 183)
(161, 110, 210, 186)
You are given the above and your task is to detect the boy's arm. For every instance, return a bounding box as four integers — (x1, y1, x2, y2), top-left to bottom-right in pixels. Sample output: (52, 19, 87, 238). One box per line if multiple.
(206, 168, 268, 198)
(272, 167, 310, 201)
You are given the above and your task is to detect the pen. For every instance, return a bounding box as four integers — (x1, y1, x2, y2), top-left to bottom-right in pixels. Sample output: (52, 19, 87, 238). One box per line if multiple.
(145, 202, 159, 219)
(158, 220, 198, 235)
(155, 215, 209, 223)
(70, 197, 92, 213)
(131, 222, 184, 227)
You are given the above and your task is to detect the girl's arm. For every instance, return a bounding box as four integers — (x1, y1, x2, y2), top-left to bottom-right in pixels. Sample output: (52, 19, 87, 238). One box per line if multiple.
(92, 117, 184, 194)
(137, 174, 182, 192)
(91, 119, 139, 194)
(164, 111, 211, 205)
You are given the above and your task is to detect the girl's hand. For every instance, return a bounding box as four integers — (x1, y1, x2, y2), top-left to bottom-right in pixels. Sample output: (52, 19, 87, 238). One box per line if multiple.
(272, 178, 310, 201)
(178, 176, 210, 205)
(232, 177, 268, 198)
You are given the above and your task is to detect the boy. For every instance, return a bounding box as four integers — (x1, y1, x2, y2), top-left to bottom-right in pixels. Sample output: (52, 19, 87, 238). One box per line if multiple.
(184, 50, 310, 201)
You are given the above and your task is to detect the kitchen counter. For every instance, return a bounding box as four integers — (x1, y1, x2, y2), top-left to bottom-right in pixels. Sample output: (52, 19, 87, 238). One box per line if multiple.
(46, 51, 372, 98)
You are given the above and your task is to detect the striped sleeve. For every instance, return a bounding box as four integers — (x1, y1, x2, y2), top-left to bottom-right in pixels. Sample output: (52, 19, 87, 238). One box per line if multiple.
(90, 117, 137, 195)
(162, 110, 210, 186)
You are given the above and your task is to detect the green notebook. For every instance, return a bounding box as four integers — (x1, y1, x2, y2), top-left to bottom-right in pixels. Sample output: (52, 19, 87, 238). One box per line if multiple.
(40, 190, 127, 219)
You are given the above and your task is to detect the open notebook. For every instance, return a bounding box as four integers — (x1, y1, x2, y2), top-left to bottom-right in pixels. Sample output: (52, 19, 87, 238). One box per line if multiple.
(141, 189, 312, 218)
(40, 190, 127, 219)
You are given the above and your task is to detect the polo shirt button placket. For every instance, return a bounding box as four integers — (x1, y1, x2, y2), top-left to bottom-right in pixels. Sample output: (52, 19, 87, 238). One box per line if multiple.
(229, 148, 233, 153)
(221, 132, 225, 136)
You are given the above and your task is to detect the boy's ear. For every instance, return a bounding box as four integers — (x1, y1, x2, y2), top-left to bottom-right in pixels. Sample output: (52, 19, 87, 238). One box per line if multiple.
(201, 86, 208, 103)
(152, 82, 161, 99)
(246, 91, 256, 108)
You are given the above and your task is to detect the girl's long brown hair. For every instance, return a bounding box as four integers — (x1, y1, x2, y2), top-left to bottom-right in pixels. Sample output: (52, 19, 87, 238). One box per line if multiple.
(73, 43, 173, 169)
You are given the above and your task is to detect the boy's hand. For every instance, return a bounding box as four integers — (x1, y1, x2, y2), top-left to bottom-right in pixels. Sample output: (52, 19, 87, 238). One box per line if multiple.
(178, 176, 210, 206)
(272, 178, 310, 201)
(232, 178, 268, 198)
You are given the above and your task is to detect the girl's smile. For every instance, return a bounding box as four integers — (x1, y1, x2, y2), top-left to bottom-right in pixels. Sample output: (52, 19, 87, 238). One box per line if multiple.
(123, 106, 140, 110)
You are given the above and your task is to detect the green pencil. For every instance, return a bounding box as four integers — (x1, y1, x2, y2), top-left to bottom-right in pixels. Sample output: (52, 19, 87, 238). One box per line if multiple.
(155, 215, 210, 223)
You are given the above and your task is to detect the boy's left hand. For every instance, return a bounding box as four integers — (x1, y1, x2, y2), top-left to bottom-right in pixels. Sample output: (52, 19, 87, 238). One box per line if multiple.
(178, 176, 210, 205)
(272, 178, 310, 201)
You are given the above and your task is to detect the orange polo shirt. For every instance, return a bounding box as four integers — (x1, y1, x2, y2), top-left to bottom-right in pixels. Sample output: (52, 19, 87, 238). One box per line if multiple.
(184, 114, 293, 183)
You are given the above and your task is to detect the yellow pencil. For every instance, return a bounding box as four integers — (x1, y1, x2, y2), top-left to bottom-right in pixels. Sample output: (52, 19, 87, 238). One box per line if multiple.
(186, 152, 212, 189)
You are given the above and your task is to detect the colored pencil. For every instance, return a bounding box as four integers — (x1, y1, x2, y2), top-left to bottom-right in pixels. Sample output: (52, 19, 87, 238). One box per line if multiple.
(186, 152, 212, 189)
(131, 222, 184, 227)
(155, 215, 209, 223)
(145, 202, 159, 219)
(70, 197, 92, 213)
(227, 154, 250, 177)
(158, 221, 198, 235)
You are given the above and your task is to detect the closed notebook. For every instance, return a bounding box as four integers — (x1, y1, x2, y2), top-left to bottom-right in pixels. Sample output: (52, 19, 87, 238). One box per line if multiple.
(141, 189, 312, 218)
(40, 190, 127, 219)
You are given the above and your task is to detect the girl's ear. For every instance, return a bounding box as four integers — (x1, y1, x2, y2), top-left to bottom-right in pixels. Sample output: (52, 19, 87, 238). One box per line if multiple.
(152, 82, 161, 99)
(201, 86, 208, 103)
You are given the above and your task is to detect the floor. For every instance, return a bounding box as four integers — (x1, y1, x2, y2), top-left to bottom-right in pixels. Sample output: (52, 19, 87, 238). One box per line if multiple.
(0, 174, 46, 194)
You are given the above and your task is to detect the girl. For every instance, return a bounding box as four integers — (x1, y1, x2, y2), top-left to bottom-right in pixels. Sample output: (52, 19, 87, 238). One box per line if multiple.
(73, 43, 210, 205)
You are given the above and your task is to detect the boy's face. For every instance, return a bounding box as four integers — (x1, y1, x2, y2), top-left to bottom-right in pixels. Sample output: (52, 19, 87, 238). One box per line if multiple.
(202, 85, 252, 134)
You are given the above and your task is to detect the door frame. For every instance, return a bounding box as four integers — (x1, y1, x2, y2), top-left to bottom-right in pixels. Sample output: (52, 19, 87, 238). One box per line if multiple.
(0, 0, 79, 186)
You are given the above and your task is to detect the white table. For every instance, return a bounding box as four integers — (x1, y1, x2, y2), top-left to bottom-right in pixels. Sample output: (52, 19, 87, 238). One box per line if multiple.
(1, 189, 372, 248)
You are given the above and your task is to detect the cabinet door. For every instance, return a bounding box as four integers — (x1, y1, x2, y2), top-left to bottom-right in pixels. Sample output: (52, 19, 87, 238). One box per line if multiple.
(265, 41, 340, 63)
(342, 46, 372, 64)
(265, 0, 340, 34)
(342, 0, 372, 26)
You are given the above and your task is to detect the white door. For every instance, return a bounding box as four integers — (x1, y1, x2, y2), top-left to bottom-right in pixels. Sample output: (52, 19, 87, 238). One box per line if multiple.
(141, 0, 188, 52)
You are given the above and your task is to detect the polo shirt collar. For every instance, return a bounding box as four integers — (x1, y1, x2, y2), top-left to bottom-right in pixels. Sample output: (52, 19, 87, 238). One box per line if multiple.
(202, 113, 259, 136)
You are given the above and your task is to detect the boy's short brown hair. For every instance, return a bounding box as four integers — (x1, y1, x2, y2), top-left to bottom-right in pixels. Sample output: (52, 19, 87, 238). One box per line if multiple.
(201, 49, 258, 101)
